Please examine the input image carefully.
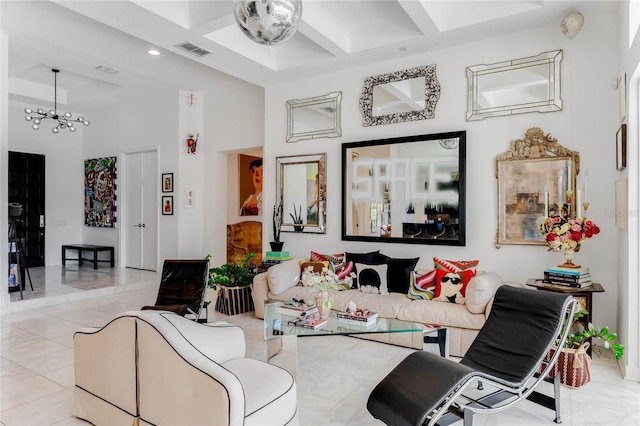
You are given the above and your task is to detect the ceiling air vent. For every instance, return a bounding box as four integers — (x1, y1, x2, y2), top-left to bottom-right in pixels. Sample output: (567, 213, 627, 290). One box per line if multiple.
(175, 42, 211, 57)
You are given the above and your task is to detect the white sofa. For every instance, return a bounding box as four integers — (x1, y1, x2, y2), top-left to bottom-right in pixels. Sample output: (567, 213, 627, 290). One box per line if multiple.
(251, 259, 513, 357)
(73, 310, 298, 426)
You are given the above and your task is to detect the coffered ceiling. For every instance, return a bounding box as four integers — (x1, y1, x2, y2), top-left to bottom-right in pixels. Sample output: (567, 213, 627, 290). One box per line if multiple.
(2, 1, 616, 110)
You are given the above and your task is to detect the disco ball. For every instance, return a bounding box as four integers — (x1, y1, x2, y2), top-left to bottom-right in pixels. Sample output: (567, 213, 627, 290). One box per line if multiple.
(233, 0, 303, 45)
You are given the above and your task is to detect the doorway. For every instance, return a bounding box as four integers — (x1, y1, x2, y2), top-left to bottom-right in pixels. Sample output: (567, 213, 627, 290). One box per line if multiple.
(8, 151, 45, 267)
(122, 150, 158, 271)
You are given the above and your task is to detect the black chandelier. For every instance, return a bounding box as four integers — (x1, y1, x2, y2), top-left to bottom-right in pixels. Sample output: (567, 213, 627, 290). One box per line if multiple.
(24, 69, 90, 134)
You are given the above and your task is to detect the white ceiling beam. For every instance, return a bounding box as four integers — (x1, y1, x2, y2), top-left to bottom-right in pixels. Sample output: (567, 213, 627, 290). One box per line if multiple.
(397, 0, 440, 35)
(192, 14, 236, 35)
(296, 1, 350, 57)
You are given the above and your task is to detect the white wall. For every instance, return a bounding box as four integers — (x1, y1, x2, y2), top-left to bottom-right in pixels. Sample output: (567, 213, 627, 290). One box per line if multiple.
(1, 28, 9, 310)
(619, 0, 639, 381)
(7, 100, 85, 265)
(264, 10, 620, 334)
(202, 84, 265, 268)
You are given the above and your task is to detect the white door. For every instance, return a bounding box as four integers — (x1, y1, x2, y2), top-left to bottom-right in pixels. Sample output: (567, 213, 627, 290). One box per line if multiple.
(124, 150, 158, 270)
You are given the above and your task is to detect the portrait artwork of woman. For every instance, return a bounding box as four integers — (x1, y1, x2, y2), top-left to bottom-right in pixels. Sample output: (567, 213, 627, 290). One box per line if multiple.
(240, 158, 263, 216)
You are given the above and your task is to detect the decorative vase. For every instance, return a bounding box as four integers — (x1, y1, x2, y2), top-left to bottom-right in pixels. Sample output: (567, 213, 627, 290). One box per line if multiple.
(315, 291, 333, 320)
(270, 241, 284, 252)
(559, 248, 581, 268)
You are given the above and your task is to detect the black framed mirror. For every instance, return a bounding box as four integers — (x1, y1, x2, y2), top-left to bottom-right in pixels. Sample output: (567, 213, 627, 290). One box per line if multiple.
(342, 131, 466, 246)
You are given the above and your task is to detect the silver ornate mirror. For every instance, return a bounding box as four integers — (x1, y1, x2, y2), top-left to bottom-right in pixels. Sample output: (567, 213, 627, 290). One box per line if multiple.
(286, 92, 342, 143)
(360, 65, 441, 126)
(276, 153, 326, 233)
(466, 50, 563, 121)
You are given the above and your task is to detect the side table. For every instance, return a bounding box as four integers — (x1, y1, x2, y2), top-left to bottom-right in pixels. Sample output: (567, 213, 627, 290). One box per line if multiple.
(526, 279, 604, 356)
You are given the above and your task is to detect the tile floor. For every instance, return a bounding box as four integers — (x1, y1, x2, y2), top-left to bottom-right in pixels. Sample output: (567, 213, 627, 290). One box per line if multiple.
(1, 266, 639, 425)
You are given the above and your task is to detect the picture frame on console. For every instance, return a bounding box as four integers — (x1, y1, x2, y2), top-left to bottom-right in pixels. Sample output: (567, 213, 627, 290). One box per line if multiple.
(341, 131, 466, 246)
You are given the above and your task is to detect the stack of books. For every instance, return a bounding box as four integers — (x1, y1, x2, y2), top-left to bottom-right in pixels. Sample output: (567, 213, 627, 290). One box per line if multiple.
(288, 316, 327, 329)
(543, 266, 592, 288)
(263, 251, 293, 266)
(336, 309, 378, 326)
(275, 301, 318, 316)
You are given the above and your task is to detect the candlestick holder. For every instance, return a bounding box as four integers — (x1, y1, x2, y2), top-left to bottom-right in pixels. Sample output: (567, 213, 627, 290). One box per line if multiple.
(582, 202, 590, 215)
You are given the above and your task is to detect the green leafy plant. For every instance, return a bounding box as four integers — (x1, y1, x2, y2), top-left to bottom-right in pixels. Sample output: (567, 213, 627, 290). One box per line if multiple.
(563, 309, 624, 360)
(206, 253, 256, 290)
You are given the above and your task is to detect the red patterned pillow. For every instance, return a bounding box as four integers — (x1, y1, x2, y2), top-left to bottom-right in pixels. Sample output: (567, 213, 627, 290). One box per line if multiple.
(433, 268, 476, 304)
(310, 251, 345, 270)
(433, 257, 479, 272)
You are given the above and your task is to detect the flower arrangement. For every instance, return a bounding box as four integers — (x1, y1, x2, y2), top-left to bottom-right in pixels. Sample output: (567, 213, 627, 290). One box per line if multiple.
(301, 266, 353, 292)
(540, 216, 600, 252)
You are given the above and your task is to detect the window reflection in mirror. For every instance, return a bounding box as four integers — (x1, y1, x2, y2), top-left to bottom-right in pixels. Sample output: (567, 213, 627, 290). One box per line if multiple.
(342, 132, 466, 246)
(372, 76, 425, 115)
(360, 65, 440, 126)
(277, 153, 326, 233)
(287, 92, 342, 143)
(467, 50, 562, 121)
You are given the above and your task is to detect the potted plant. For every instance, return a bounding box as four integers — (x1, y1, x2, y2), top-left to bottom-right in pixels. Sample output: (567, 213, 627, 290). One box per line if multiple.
(270, 204, 284, 251)
(565, 310, 624, 359)
(207, 253, 257, 315)
(290, 203, 304, 232)
(544, 309, 624, 389)
(207, 253, 256, 290)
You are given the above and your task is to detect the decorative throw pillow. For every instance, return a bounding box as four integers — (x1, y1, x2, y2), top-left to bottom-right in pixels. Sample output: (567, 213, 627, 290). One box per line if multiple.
(386, 257, 420, 294)
(334, 260, 354, 281)
(432, 268, 476, 304)
(354, 263, 388, 295)
(345, 250, 380, 265)
(268, 259, 304, 295)
(407, 269, 437, 300)
(433, 257, 479, 272)
(345, 251, 381, 288)
(299, 261, 327, 284)
(465, 272, 503, 314)
(310, 251, 345, 269)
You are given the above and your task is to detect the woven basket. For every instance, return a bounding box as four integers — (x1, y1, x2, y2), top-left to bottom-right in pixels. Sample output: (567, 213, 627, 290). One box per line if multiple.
(543, 342, 591, 389)
(215, 285, 254, 316)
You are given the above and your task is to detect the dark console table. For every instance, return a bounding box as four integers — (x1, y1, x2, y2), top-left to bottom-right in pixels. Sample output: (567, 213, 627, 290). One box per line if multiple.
(526, 278, 604, 356)
(62, 244, 115, 269)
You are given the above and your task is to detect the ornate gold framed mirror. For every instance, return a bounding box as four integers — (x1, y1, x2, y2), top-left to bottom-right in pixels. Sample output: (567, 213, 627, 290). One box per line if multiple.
(495, 127, 579, 247)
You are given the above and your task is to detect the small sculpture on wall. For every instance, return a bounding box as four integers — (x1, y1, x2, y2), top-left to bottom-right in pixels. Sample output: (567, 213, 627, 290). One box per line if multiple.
(187, 133, 199, 154)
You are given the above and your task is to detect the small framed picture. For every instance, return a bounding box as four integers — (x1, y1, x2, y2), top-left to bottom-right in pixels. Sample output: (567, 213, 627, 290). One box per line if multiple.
(162, 196, 174, 215)
(618, 73, 627, 123)
(616, 124, 627, 171)
(162, 173, 174, 193)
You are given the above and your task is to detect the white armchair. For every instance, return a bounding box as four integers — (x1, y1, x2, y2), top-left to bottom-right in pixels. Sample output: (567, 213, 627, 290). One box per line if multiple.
(74, 311, 298, 426)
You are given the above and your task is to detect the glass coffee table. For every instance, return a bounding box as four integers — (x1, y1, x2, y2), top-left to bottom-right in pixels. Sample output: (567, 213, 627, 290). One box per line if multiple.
(263, 301, 424, 375)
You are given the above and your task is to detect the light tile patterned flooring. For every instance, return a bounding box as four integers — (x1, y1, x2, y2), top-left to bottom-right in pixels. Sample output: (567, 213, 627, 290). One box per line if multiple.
(1, 266, 639, 425)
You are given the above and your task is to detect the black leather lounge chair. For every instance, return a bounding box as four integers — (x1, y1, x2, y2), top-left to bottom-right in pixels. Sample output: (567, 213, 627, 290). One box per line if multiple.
(367, 285, 579, 426)
(141, 259, 209, 321)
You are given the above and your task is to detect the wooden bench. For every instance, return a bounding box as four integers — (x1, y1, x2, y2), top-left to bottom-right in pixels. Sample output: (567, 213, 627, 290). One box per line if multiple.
(62, 244, 115, 269)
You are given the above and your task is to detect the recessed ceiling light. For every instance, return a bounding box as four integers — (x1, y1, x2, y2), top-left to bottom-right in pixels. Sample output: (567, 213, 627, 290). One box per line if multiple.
(148, 49, 160, 56)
